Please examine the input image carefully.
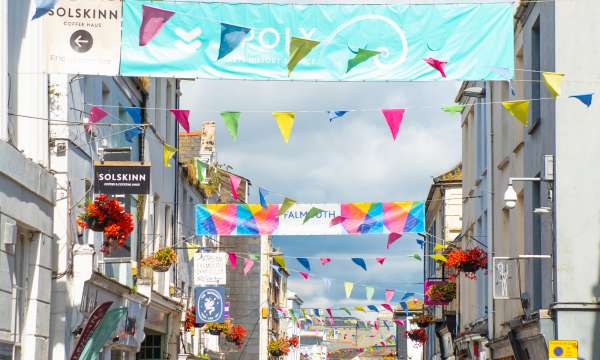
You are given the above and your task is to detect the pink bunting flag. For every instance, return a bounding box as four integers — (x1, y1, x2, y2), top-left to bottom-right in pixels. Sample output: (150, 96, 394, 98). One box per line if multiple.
(386, 232, 402, 250)
(243, 258, 255, 275)
(381, 303, 394, 313)
(385, 289, 395, 303)
(376, 257, 386, 265)
(299, 271, 309, 280)
(424, 57, 447, 78)
(229, 174, 242, 200)
(86, 106, 108, 132)
(380, 341, 386, 347)
(394, 319, 405, 327)
(381, 109, 405, 141)
(139, 5, 175, 46)
(326, 308, 334, 325)
(374, 321, 379, 331)
(169, 109, 190, 133)
(228, 252, 237, 269)
(330, 216, 346, 227)
(320, 257, 332, 265)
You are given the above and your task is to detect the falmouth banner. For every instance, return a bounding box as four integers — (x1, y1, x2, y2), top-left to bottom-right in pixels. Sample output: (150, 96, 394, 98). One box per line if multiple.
(120, 1, 514, 81)
(195, 202, 424, 236)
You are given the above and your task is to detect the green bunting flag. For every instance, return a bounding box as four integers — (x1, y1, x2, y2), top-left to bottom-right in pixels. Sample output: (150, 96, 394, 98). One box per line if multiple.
(248, 253, 260, 261)
(409, 253, 422, 261)
(278, 197, 297, 216)
(303, 207, 324, 224)
(340, 307, 352, 316)
(441, 104, 465, 113)
(220, 111, 240, 140)
(347, 48, 380, 73)
(288, 37, 320, 76)
(195, 159, 205, 182)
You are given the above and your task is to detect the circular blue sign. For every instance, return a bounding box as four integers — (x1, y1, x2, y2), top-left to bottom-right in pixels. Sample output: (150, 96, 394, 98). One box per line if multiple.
(196, 288, 224, 323)
(554, 347, 564, 356)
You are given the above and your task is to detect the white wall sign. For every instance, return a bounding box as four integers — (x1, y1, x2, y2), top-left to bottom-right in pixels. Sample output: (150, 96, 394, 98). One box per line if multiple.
(44, 0, 122, 75)
(194, 252, 227, 286)
(493, 257, 520, 300)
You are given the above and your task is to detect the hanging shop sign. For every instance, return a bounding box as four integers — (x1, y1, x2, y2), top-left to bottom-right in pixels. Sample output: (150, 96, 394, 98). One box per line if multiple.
(195, 201, 424, 236)
(118, 1, 514, 81)
(94, 161, 150, 195)
(193, 252, 227, 286)
(69, 301, 113, 360)
(44, 0, 122, 75)
(549, 340, 578, 360)
(195, 286, 226, 323)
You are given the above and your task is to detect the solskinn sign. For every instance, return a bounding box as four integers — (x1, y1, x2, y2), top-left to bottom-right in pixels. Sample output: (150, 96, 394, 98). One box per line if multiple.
(94, 161, 150, 195)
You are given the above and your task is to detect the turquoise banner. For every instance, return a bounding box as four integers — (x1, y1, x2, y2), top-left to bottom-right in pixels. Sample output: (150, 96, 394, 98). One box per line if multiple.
(120, 0, 514, 81)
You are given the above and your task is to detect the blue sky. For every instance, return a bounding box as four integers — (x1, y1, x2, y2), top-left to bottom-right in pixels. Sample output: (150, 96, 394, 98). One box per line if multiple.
(182, 78, 461, 317)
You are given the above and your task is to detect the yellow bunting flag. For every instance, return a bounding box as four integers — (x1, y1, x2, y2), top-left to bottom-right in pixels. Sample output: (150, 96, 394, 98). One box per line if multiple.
(163, 143, 177, 167)
(542, 72, 565, 97)
(344, 282, 354, 299)
(430, 254, 448, 263)
(354, 306, 366, 312)
(273, 112, 295, 143)
(274, 255, 286, 269)
(185, 242, 199, 261)
(278, 197, 297, 216)
(502, 100, 529, 126)
(433, 244, 448, 253)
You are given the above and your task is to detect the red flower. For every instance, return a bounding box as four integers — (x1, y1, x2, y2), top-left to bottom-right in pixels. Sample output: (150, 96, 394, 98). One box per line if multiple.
(184, 307, 196, 331)
(445, 247, 487, 279)
(405, 328, 427, 345)
(288, 335, 299, 348)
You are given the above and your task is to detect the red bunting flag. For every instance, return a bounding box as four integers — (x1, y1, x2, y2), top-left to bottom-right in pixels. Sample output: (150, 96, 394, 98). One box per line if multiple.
(376, 257, 386, 265)
(394, 319, 405, 327)
(381, 109, 406, 141)
(227, 252, 237, 269)
(387, 232, 402, 250)
(424, 57, 447, 78)
(330, 216, 346, 227)
(229, 174, 242, 201)
(169, 109, 190, 133)
(139, 5, 175, 46)
(381, 303, 394, 313)
(299, 271, 309, 280)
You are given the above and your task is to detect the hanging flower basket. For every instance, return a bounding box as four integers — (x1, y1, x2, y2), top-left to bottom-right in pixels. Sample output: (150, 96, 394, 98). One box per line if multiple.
(424, 280, 456, 305)
(184, 306, 196, 331)
(140, 247, 177, 272)
(267, 338, 290, 357)
(446, 247, 487, 279)
(405, 328, 427, 345)
(77, 194, 134, 254)
(225, 324, 248, 349)
(413, 314, 434, 328)
(204, 322, 230, 336)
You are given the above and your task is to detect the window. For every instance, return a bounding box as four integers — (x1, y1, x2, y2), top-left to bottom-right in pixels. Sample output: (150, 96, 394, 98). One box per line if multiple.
(164, 205, 172, 247)
(532, 177, 542, 310)
(137, 334, 163, 360)
(530, 19, 541, 129)
(475, 100, 488, 178)
(152, 194, 160, 253)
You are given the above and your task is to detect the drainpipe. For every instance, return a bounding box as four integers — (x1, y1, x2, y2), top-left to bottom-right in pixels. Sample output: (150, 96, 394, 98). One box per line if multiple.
(485, 81, 495, 347)
(173, 80, 180, 288)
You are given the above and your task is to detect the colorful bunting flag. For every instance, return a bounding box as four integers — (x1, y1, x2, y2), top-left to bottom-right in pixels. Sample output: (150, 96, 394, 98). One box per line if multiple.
(570, 93, 593, 107)
(381, 109, 406, 141)
(185, 242, 199, 261)
(351, 258, 367, 271)
(320, 257, 332, 265)
(278, 197, 297, 216)
(381, 303, 394, 313)
(394, 319, 405, 327)
(386, 232, 402, 250)
(220, 111, 240, 141)
(195, 159, 205, 183)
(416, 239, 425, 249)
(299, 271, 309, 280)
(274, 255, 286, 269)
(273, 112, 295, 143)
(385, 289, 395, 303)
(88, 106, 108, 127)
(365, 286, 375, 301)
(248, 253, 260, 261)
(288, 37, 320, 76)
(163, 144, 177, 168)
(401, 292, 415, 301)
(227, 252, 238, 269)
(218, 23, 251, 60)
(243, 258, 255, 275)
(354, 306, 366, 312)
(502, 100, 529, 125)
(259, 188, 269, 209)
(296, 258, 311, 272)
(229, 174, 242, 201)
(423, 57, 447, 78)
(340, 307, 351, 316)
(303, 207, 324, 224)
(330, 216, 346, 227)
(367, 305, 379, 312)
(32, 0, 57, 20)
(344, 282, 354, 299)
(170, 109, 190, 133)
(433, 244, 448, 252)
(441, 104, 465, 113)
(328, 111, 349, 122)
(139, 5, 175, 46)
(124, 107, 143, 143)
(399, 301, 409, 315)
(272, 264, 283, 277)
(347, 48, 380, 73)
(376, 257, 386, 265)
(431, 254, 448, 262)
(542, 72, 565, 97)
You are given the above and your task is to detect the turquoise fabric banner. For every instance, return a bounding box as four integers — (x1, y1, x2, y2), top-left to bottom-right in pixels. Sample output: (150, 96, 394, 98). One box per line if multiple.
(120, 1, 514, 81)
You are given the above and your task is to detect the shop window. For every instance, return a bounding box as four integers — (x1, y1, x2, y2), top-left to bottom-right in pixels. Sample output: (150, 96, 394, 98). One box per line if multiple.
(137, 334, 163, 360)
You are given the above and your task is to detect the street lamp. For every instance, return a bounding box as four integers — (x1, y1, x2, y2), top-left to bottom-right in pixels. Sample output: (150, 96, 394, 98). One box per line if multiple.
(504, 155, 554, 209)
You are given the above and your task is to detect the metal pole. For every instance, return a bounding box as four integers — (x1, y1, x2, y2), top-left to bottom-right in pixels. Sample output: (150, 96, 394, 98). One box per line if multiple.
(485, 81, 495, 346)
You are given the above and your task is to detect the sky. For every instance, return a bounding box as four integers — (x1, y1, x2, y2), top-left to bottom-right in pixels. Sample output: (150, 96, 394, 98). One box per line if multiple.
(180, 0, 463, 320)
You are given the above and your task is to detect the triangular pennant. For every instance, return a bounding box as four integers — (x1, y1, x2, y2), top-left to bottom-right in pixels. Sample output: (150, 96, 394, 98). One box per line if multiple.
(351, 258, 367, 271)
(170, 109, 190, 133)
(394, 320, 405, 327)
(542, 72, 565, 97)
(273, 255, 286, 269)
(431, 254, 448, 263)
(381, 109, 406, 141)
(32, 0, 57, 20)
(163, 144, 177, 168)
(195, 159, 205, 183)
(441, 104, 465, 113)
(272, 264, 283, 277)
(376, 257, 386, 265)
(381, 303, 394, 313)
(259, 188, 269, 209)
(218, 23, 251, 60)
(385, 289, 395, 303)
(273, 112, 295, 143)
(502, 100, 529, 126)
(387, 232, 402, 250)
(278, 197, 296, 216)
(185, 242, 199, 261)
(303, 207, 324, 224)
(340, 307, 352, 316)
(288, 37, 320, 76)
(433, 244, 448, 253)
(229, 174, 242, 201)
(346, 48, 380, 73)
(354, 306, 366, 313)
(328, 111, 349, 122)
(416, 239, 425, 249)
(320, 257, 332, 265)
(227, 252, 238, 269)
(409, 253, 422, 261)
(399, 301, 409, 315)
(299, 271, 309, 280)
(88, 106, 108, 126)
(139, 5, 175, 46)
(401, 292, 415, 301)
(296, 258, 311, 272)
(367, 305, 379, 312)
(220, 111, 240, 141)
(330, 216, 346, 227)
(570, 93, 593, 107)
(365, 286, 375, 301)
(248, 253, 260, 261)
(423, 57, 447, 78)
(243, 258, 255, 275)
(124, 108, 142, 143)
(344, 282, 354, 299)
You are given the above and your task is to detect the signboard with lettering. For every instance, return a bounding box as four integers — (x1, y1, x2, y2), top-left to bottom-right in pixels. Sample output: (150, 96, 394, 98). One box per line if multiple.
(193, 252, 227, 286)
(549, 340, 578, 359)
(94, 161, 150, 195)
(195, 286, 225, 323)
(44, 0, 122, 75)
